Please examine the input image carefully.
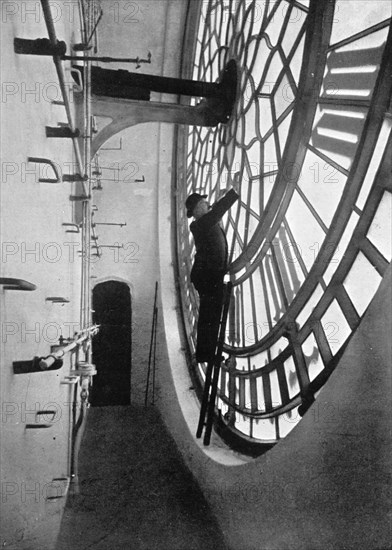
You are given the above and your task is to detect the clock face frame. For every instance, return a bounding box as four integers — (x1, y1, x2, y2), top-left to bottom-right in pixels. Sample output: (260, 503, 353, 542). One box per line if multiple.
(175, 0, 392, 448)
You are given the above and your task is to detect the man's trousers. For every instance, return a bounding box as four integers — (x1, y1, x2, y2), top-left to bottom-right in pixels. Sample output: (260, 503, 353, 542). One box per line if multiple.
(195, 282, 224, 363)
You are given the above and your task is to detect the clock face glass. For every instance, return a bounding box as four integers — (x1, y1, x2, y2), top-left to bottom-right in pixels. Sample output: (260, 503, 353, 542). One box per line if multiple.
(176, 0, 392, 446)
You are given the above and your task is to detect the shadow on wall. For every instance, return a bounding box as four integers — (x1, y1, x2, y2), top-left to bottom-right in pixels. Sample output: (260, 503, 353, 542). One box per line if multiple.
(92, 281, 132, 406)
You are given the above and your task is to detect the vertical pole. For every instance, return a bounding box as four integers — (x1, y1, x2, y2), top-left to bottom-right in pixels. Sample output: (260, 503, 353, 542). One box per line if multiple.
(151, 301, 158, 405)
(144, 282, 158, 406)
(196, 359, 215, 438)
(227, 355, 237, 426)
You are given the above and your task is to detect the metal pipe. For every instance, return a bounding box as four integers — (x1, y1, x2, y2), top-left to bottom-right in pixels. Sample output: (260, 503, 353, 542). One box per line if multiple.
(85, 9, 103, 47)
(40, 0, 87, 195)
(92, 222, 126, 227)
(39, 325, 99, 369)
(70, 379, 89, 494)
(145, 282, 158, 407)
(62, 52, 151, 65)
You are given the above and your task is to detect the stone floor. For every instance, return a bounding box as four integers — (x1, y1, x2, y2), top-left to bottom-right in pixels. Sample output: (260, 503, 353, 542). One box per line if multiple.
(55, 405, 228, 550)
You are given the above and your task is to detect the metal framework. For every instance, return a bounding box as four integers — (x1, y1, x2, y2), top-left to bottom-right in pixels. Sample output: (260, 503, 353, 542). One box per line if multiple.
(175, 0, 392, 451)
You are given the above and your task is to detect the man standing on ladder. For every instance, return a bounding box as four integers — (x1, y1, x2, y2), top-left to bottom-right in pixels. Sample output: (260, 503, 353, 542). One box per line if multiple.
(185, 181, 239, 363)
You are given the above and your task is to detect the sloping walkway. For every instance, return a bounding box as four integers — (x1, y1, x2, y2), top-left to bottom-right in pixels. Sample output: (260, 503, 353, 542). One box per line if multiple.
(56, 406, 228, 550)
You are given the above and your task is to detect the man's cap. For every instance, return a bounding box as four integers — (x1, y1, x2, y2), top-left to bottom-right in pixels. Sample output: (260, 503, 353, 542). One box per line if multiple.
(185, 192, 208, 218)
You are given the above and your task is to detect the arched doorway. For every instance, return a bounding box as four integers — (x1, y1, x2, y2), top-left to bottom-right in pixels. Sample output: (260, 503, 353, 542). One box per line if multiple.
(92, 281, 132, 406)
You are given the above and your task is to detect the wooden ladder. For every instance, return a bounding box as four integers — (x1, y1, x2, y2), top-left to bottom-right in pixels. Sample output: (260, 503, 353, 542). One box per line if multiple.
(196, 282, 233, 445)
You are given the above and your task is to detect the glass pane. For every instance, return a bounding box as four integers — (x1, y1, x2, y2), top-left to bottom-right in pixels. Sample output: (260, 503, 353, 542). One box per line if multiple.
(218, 398, 229, 417)
(285, 190, 326, 272)
(323, 211, 360, 285)
(343, 251, 383, 317)
(234, 357, 249, 372)
(277, 111, 293, 155)
(302, 332, 325, 382)
(263, 255, 285, 323)
(321, 299, 352, 355)
(266, 51, 285, 96)
(279, 407, 301, 437)
(235, 412, 251, 436)
(264, 133, 278, 166)
(265, 4, 286, 48)
(250, 350, 270, 369)
(270, 369, 282, 408)
(262, 173, 277, 209)
(290, 35, 305, 85)
(220, 369, 229, 397)
(269, 337, 288, 360)
(234, 377, 240, 405)
(274, 74, 294, 119)
(366, 191, 392, 262)
(310, 105, 366, 171)
(242, 278, 255, 346)
(323, 40, 386, 103)
(284, 356, 300, 398)
(356, 118, 392, 210)
(242, 2, 256, 41)
(244, 378, 251, 409)
(330, 1, 391, 46)
(281, 9, 305, 61)
(254, 39, 272, 91)
(246, 214, 259, 248)
(296, 283, 324, 329)
(244, 103, 257, 146)
(258, 96, 273, 136)
(274, 224, 306, 303)
(237, 205, 247, 239)
(246, 141, 261, 179)
(298, 148, 347, 228)
(252, 417, 276, 441)
(249, 178, 261, 218)
(256, 375, 266, 411)
(249, 270, 270, 342)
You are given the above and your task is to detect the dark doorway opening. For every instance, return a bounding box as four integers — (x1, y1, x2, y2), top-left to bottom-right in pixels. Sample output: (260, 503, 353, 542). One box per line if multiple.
(92, 281, 132, 406)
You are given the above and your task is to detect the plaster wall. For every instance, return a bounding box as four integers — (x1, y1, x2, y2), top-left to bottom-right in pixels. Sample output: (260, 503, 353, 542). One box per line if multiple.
(1, 7, 86, 547)
(90, 121, 161, 404)
(89, 0, 186, 405)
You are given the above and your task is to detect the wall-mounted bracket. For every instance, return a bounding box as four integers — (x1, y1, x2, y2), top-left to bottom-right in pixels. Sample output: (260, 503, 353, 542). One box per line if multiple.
(13, 356, 63, 374)
(0, 278, 36, 291)
(14, 37, 66, 56)
(46, 126, 80, 138)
